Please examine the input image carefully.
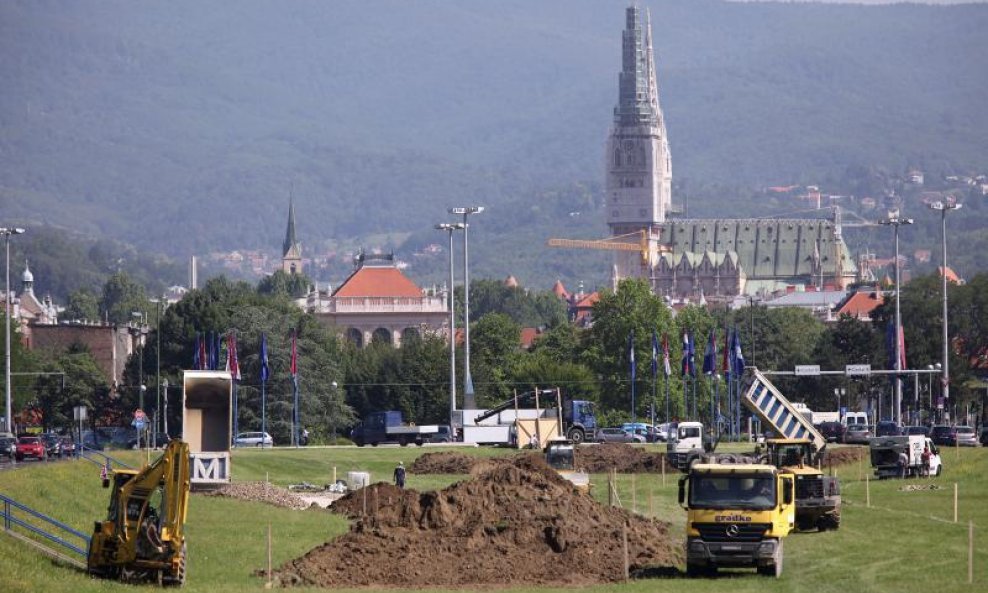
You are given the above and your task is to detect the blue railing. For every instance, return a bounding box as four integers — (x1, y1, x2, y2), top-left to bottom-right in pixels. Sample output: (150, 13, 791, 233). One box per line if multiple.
(0, 492, 91, 561)
(79, 445, 134, 470)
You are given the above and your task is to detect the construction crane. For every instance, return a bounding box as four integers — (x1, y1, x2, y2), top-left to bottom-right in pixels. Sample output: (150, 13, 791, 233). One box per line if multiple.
(546, 229, 660, 266)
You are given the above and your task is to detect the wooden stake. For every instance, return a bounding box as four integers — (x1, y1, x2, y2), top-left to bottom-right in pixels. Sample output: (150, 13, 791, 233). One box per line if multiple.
(866, 474, 870, 508)
(968, 521, 974, 584)
(608, 471, 614, 507)
(662, 456, 666, 487)
(266, 523, 272, 587)
(954, 483, 958, 523)
(333, 466, 337, 484)
(649, 488, 654, 517)
(631, 474, 637, 513)
(622, 522, 629, 582)
(363, 483, 367, 516)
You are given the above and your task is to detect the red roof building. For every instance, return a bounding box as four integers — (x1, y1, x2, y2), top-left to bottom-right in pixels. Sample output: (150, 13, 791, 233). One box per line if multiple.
(835, 289, 884, 322)
(313, 253, 447, 347)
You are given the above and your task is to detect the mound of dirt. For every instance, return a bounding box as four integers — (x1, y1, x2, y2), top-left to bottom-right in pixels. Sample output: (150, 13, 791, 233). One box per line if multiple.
(203, 482, 311, 510)
(825, 446, 868, 466)
(576, 443, 674, 473)
(411, 444, 673, 476)
(269, 455, 682, 588)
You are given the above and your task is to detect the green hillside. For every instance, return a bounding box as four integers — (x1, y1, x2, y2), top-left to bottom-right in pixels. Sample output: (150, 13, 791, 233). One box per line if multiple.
(1, 0, 986, 288)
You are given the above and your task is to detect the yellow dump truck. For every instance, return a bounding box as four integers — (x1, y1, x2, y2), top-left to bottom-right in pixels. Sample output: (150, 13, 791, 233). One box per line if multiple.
(678, 463, 795, 577)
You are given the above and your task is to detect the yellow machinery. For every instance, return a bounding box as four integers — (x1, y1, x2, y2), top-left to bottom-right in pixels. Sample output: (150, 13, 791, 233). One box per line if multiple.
(87, 439, 191, 585)
(679, 463, 795, 577)
(546, 229, 665, 268)
(544, 439, 591, 493)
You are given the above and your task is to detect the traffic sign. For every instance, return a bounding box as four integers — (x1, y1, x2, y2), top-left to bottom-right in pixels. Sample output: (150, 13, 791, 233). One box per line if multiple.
(794, 365, 821, 376)
(845, 364, 872, 376)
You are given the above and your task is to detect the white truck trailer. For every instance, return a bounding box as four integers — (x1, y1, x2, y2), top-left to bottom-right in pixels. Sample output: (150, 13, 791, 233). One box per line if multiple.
(870, 435, 942, 479)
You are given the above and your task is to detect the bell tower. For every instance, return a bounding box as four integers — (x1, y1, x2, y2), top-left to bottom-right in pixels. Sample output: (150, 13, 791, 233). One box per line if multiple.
(605, 6, 671, 282)
(282, 198, 302, 275)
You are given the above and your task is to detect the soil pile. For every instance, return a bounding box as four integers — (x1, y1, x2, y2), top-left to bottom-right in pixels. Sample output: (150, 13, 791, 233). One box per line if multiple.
(411, 444, 673, 475)
(825, 446, 868, 466)
(203, 482, 311, 510)
(270, 455, 682, 588)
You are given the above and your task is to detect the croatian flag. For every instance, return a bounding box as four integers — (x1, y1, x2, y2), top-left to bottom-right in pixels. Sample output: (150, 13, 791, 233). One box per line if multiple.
(260, 333, 270, 383)
(662, 334, 672, 377)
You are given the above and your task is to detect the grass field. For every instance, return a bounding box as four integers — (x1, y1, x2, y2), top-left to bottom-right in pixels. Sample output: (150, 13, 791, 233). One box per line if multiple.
(1, 444, 985, 593)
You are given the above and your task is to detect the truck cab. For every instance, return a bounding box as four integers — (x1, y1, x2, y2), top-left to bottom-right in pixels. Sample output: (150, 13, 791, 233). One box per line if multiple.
(666, 421, 712, 470)
(679, 463, 795, 577)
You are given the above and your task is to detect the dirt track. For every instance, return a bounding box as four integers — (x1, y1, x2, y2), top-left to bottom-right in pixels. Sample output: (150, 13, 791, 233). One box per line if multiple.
(268, 455, 682, 588)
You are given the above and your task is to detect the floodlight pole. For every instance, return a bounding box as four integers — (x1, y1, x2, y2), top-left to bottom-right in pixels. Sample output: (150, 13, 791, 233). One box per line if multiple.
(2, 227, 25, 434)
(449, 207, 483, 410)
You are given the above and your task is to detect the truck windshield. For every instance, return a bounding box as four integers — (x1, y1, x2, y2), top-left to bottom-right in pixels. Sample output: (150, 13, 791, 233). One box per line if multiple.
(689, 475, 776, 510)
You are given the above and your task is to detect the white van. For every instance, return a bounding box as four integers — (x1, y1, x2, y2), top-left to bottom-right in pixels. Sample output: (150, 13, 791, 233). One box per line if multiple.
(843, 412, 868, 427)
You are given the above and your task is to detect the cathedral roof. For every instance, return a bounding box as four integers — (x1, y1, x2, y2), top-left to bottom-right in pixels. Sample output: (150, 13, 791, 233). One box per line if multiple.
(659, 219, 857, 280)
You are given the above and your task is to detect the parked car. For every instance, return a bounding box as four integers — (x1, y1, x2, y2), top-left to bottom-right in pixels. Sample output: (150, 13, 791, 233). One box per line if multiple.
(234, 431, 273, 447)
(930, 425, 957, 446)
(59, 436, 77, 457)
(429, 425, 454, 443)
(980, 427, 988, 447)
(875, 421, 901, 437)
(14, 436, 47, 461)
(596, 427, 645, 444)
(954, 425, 979, 447)
(0, 436, 15, 459)
(817, 421, 847, 443)
(622, 422, 662, 443)
(40, 433, 62, 458)
(905, 425, 930, 437)
(844, 425, 873, 445)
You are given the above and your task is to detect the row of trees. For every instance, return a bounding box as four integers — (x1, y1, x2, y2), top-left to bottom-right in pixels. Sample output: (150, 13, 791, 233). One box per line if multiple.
(7, 271, 988, 443)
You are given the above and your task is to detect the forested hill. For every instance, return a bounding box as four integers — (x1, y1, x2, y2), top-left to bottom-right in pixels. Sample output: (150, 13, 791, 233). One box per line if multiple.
(1, 0, 986, 271)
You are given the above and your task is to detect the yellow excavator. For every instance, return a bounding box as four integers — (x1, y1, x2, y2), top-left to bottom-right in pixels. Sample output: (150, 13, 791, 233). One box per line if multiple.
(87, 439, 191, 585)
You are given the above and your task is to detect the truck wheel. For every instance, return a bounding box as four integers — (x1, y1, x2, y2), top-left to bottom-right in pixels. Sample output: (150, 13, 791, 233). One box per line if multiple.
(567, 428, 584, 444)
(685, 562, 704, 577)
(399, 437, 409, 447)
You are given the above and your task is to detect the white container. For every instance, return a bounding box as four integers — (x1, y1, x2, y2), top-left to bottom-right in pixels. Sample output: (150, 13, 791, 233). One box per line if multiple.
(347, 471, 370, 489)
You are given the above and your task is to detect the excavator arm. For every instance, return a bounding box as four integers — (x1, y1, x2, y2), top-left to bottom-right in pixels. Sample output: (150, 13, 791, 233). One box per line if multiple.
(87, 439, 191, 585)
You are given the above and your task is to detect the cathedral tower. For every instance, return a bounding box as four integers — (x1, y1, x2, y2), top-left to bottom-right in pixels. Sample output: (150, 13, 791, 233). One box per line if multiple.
(606, 6, 671, 282)
(282, 198, 302, 275)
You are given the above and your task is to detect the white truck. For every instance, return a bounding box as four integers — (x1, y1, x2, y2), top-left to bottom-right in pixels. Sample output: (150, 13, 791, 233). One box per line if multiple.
(665, 421, 714, 470)
(870, 435, 942, 479)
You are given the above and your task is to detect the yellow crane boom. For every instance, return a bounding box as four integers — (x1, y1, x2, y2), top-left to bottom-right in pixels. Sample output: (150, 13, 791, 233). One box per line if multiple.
(546, 230, 662, 265)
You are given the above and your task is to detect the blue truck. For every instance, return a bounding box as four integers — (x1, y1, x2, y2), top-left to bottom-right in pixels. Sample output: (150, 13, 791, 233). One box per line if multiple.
(350, 411, 441, 447)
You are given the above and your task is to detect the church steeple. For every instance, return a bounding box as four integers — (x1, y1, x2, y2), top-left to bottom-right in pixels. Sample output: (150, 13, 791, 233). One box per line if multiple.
(605, 5, 672, 282)
(282, 197, 303, 275)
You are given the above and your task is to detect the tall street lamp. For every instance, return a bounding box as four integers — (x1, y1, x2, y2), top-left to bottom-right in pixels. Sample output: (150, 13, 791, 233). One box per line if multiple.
(2, 226, 25, 433)
(449, 206, 483, 410)
(929, 198, 960, 422)
(435, 222, 464, 426)
(879, 209, 912, 426)
(131, 311, 148, 447)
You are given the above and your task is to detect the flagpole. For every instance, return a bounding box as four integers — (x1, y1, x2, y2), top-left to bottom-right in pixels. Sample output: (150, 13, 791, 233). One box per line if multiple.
(293, 375, 300, 448)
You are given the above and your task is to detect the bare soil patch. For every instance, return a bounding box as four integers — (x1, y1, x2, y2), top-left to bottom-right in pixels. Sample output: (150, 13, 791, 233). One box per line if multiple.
(269, 455, 682, 588)
(411, 444, 674, 475)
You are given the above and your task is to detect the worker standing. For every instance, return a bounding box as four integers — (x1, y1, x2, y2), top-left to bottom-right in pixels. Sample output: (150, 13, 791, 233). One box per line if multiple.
(393, 461, 406, 489)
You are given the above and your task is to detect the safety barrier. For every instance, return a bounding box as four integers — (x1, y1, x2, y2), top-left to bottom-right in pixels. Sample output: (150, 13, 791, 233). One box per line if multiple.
(80, 445, 134, 470)
(0, 492, 90, 568)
